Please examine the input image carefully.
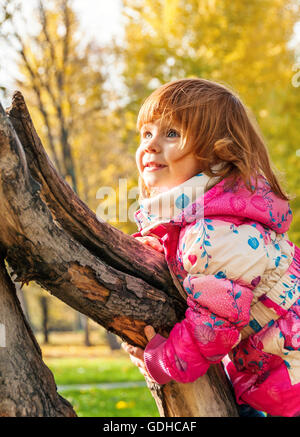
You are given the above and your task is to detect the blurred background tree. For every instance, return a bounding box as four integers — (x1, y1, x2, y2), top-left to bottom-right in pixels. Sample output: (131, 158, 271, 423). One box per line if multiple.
(118, 0, 300, 242)
(0, 0, 137, 345)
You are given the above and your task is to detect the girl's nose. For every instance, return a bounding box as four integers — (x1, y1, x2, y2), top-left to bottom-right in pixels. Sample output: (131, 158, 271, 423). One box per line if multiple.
(144, 138, 161, 153)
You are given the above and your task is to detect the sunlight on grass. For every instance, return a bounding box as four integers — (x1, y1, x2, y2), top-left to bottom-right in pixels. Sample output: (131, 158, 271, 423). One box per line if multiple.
(61, 386, 159, 417)
(45, 356, 145, 385)
(39, 331, 158, 417)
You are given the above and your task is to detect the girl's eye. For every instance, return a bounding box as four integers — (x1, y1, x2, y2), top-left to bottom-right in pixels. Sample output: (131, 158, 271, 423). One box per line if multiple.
(167, 129, 180, 138)
(143, 131, 152, 139)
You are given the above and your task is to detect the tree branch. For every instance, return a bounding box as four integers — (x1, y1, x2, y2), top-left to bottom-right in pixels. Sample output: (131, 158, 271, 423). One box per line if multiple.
(0, 92, 239, 417)
(1, 92, 185, 348)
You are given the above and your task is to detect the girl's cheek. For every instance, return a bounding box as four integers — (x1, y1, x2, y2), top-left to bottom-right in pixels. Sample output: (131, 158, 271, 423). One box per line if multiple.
(164, 145, 182, 162)
(136, 148, 142, 171)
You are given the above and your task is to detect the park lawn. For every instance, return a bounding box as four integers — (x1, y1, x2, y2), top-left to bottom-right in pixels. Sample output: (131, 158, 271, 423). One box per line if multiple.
(43, 348, 159, 417)
(45, 356, 145, 385)
(60, 386, 159, 417)
(40, 332, 159, 417)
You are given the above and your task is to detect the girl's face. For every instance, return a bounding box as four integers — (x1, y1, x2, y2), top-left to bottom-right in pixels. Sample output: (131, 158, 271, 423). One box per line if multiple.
(136, 119, 201, 193)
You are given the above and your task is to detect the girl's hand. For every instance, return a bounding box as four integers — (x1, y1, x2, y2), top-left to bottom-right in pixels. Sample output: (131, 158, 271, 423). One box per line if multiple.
(135, 235, 164, 253)
(121, 325, 157, 383)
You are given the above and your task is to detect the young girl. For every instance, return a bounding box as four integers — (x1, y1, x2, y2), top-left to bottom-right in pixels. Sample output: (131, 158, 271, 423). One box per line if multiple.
(121, 78, 300, 417)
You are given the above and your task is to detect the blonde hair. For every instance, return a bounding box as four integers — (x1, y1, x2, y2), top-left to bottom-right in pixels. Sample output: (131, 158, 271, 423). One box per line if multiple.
(137, 78, 291, 201)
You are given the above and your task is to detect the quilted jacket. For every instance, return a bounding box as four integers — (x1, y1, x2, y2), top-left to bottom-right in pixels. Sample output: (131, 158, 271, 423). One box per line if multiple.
(134, 172, 300, 416)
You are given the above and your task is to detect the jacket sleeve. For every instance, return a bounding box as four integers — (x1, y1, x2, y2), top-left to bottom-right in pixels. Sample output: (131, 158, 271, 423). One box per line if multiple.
(144, 220, 268, 384)
(144, 275, 253, 384)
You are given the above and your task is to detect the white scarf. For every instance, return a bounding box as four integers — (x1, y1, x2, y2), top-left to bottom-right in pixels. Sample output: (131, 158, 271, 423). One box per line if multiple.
(135, 165, 222, 236)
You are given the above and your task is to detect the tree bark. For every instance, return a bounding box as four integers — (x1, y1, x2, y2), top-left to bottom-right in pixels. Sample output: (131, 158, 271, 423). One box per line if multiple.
(0, 91, 239, 417)
(0, 258, 75, 416)
(14, 279, 30, 321)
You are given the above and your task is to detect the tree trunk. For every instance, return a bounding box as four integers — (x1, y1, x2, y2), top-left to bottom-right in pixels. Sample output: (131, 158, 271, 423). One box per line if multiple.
(81, 314, 91, 347)
(14, 279, 30, 321)
(0, 91, 239, 417)
(106, 331, 121, 350)
(0, 258, 75, 416)
(39, 295, 49, 344)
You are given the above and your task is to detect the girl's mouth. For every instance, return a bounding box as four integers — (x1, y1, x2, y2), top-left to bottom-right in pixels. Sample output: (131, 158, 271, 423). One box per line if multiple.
(144, 162, 167, 172)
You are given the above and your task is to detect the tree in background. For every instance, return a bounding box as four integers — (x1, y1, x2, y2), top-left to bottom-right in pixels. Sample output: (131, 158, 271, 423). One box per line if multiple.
(1, 0, 135, 345)
(117, 0, 300, 243)
(14, 0, 106, 191)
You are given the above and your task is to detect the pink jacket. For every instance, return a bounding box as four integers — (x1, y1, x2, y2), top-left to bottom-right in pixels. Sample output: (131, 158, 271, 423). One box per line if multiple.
(134, 173, 300, 417)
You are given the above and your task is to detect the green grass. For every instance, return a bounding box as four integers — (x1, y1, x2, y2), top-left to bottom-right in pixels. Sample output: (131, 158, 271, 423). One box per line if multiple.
(61, 387, 159, 417)
(45, 355, 159, 417)
(46, 357, 145, 385)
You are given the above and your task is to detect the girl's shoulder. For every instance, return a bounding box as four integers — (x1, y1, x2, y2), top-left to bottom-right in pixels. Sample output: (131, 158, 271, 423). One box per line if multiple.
(177, 218, 293, 286)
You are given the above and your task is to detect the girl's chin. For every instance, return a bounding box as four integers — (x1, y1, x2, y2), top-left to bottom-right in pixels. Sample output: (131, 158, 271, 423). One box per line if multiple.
(144, 180, 175, 194)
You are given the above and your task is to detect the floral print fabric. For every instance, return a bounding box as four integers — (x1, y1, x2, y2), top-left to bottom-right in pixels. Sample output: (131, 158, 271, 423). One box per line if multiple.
(135, 173, 300, 416)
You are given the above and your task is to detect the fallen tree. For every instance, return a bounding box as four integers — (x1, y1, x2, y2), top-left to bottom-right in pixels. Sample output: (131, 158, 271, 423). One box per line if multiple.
(0, 91, 239, 417)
